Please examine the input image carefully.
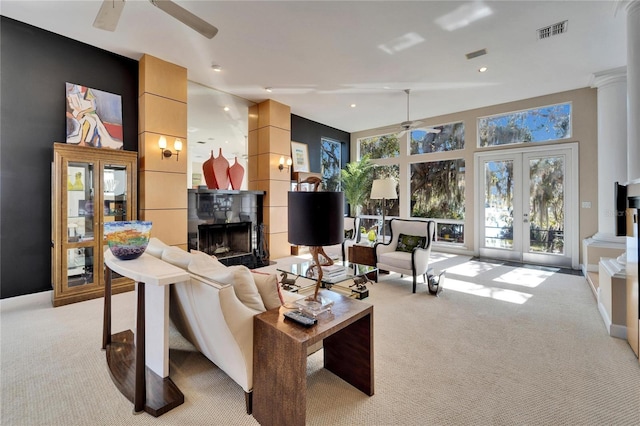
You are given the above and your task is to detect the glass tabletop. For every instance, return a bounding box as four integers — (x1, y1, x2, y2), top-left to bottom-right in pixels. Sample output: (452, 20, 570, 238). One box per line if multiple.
(277, 261, 377, 284)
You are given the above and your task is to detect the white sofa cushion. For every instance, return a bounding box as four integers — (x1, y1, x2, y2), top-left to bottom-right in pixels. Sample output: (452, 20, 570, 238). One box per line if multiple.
(251, 271, 284, 310)
(195, 265, 266, 312)
(189, 249, 225, 272)
(161, 246, 194, 269)
(146, 237, 170, 258)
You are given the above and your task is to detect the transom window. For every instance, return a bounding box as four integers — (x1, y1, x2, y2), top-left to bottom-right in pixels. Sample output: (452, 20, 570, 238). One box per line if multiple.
(478, 102, 571, 147)
(410, 122, 465, 154)
(358, 133, 400, 159)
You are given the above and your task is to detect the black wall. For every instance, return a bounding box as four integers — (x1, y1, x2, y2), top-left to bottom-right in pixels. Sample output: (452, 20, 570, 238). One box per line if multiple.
(291, 114, 350, 173)
(0, 17, 139, 299)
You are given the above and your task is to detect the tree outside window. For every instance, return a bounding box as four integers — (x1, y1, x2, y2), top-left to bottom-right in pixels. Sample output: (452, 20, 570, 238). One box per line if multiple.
(478, 103, 571, 147)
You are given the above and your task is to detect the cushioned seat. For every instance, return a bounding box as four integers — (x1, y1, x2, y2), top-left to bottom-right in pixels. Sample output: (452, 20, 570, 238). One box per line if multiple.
(375, 218, 436, 293)
(144, 238, 302, 414)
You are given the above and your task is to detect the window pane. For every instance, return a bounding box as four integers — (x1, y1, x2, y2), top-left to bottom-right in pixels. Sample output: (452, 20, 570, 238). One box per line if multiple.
(410, 159, 465, 220)
(358, 133, 400, 159)
(410, 122, 465, 154)
(320, 138, 341, 191)
(478, 103, 571, 147)
(361, 165, 399, 217)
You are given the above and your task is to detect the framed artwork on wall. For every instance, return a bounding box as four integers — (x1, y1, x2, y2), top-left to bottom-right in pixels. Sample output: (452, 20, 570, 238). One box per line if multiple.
(291, 141, 309, 172)
(65, 82, 123, 149)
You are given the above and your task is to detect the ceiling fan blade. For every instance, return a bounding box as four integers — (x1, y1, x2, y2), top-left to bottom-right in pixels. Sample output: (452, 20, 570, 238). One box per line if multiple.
(93, 0, 126, 32)
(150, 0, 218, 39)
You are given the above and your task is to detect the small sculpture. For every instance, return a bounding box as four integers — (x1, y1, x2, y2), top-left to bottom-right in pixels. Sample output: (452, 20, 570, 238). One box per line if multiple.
(350, 274, 371, 291)
(279, 271, 299, 291)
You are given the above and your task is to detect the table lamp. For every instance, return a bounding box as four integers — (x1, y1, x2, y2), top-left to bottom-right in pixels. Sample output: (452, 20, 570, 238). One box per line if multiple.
(370, 178, 398, 242)
(288, 189, 344, 309)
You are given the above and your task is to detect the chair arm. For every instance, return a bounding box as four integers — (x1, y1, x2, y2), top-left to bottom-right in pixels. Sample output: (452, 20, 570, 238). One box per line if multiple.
(411, 246, 431, 275)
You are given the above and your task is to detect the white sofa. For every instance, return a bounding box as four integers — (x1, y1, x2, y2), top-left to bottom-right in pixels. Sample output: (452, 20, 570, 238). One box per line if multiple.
(145, 238, 301, 414)
(375, 218, 436, 293)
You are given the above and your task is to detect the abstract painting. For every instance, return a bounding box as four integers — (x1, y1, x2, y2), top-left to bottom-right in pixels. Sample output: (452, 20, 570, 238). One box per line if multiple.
(66, 82, 123, 149)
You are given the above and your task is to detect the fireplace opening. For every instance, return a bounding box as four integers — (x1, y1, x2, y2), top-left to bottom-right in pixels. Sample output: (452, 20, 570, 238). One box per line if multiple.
(198, 222, 252, 259)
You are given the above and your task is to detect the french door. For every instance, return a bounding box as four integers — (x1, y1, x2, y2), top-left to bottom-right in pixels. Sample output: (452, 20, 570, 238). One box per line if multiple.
(475, 144, 578, 268)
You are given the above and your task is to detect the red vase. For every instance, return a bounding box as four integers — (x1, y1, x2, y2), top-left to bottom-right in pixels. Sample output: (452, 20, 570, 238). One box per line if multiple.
(212, 148, 230, 190)
(202, 151, 217, 189)
(228, 157, 245, 190)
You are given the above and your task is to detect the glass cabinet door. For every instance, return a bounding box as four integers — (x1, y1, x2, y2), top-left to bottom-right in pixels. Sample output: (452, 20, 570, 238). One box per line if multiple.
(65, 160, 96, 288)
(103, 163, 130, 231)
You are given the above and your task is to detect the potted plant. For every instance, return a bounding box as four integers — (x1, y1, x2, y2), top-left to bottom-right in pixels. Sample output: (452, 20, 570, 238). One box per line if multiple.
(340, 154, 374, 217)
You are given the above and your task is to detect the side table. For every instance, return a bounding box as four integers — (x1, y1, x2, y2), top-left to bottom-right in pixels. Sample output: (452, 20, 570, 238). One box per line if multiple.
(252, 290, 374, 426)
(348, 244, 379, 280)
(103, 251, 188, 416)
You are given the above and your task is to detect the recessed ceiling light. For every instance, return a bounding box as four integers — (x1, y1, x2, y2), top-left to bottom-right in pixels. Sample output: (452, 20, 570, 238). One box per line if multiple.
(211, 65, 222, 72)
(350, 104, 356, 108)
(478, 66, 488, 73)
(223, 106, 230, 112)
(265, 87, 273, 93)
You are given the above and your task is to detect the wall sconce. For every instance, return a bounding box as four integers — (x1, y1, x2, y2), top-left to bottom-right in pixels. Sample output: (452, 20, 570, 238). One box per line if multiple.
(159, 136, 182, 161)
(279, 156, 292, 172)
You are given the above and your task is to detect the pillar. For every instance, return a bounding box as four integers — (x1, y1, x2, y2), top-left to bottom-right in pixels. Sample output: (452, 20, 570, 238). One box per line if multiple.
(248, 100, 291, 259)
(590, 67, 627, 241)
(138, 54, 188, 248)
(624, 0, 640, 180)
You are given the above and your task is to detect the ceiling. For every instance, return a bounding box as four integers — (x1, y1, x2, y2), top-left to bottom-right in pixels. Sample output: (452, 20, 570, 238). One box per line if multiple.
(0, 0, 628, 135)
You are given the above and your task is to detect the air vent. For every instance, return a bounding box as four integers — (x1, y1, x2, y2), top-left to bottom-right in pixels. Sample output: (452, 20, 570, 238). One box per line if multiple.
(197, 140, 207, 144)
(537, 20, 568, 40)
(465, 48, 487, 60)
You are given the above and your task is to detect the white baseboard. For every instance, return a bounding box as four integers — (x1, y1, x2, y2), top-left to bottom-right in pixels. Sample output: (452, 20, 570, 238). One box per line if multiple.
(610, 324, 628, 339)
(597, 294, 627, 340)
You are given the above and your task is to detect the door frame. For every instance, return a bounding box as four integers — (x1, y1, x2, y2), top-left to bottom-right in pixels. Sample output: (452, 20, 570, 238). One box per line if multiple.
(474, 143, 579, 269)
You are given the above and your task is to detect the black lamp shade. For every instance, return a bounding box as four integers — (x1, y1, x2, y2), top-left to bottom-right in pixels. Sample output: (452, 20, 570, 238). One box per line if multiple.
(288, 191, 344, 246)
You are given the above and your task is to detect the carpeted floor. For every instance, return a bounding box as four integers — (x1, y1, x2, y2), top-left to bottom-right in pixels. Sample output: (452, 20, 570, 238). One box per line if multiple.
(1, 253, 638, 425)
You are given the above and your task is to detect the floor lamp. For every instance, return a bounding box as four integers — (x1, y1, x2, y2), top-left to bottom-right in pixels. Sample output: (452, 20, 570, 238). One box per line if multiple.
(370, 178, 398, 242)
(288, 189, 344, 309)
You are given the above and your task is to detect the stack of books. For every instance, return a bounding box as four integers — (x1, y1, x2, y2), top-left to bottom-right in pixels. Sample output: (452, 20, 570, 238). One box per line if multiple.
(310, 264, 347, 282)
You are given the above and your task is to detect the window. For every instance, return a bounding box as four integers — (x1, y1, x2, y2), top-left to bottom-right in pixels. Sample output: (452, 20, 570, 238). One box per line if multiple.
(360, 165, 399, 238)
(358, 133, 400, 159)
(410, 159, 465, 220)
(410, 159, 466, 244)
(478, 102, 571, 147)
(410, 122, 465, 154)
(320, 138, 341, 191)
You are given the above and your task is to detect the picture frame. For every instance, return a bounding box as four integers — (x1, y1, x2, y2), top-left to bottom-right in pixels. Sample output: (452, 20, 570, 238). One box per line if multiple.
(291, 141, 309, 172)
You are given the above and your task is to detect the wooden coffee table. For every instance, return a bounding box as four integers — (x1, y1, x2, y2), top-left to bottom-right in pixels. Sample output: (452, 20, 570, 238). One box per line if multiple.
(252, 290, 374, 426)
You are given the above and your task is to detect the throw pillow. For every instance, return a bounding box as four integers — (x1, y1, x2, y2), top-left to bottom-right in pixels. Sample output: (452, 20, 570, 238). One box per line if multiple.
(395, 233, 427, 253)
(161, 246, 193, 269)
(199, 265, 266, 312)
(344, 229, 354, 240)
(251, 271, 284, 310)
(146, 237, 169, 258)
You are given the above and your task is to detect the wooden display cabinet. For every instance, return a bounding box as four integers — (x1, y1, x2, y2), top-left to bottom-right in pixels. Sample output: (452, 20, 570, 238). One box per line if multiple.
(51, 143, 138, 307)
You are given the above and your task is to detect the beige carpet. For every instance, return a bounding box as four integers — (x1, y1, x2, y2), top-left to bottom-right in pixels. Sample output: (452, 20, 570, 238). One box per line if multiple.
(1, 254, 639, 425)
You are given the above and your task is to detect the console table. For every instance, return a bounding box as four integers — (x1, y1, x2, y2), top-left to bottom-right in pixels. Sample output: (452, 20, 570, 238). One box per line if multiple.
(103, 251, 189, 416)
(252, 290, 374, 426)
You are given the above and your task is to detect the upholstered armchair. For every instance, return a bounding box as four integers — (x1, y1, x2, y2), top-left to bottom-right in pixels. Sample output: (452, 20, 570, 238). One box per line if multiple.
(342, 216, 361, 262)
(374, 218, 436, 293)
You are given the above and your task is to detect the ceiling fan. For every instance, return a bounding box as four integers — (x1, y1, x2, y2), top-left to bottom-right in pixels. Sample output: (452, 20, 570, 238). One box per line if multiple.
(383, 89, 441, 136)
(93, 0, 219, 39)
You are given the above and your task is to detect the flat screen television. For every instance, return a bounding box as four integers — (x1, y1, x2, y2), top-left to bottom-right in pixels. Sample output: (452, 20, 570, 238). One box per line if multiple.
(615, 181, 627, 236)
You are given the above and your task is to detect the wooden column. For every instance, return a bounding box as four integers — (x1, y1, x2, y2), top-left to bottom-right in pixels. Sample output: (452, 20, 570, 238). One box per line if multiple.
(248, 100, 291, 259)
(138, 54, 188, 249)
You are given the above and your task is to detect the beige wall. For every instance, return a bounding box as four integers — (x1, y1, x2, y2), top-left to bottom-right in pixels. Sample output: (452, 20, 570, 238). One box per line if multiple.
(350, 87, 598, 264)
(138, 54, 188, 249)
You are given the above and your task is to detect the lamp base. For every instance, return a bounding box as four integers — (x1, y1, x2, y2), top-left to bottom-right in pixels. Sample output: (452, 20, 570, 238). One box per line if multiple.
(295, 296, 334, 317)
